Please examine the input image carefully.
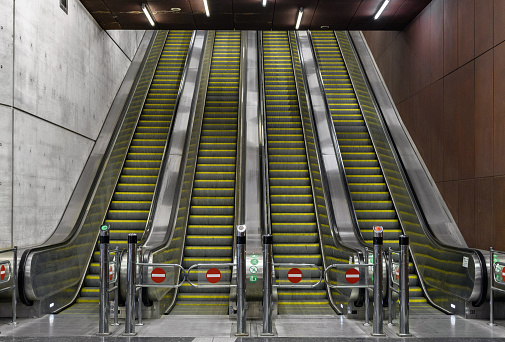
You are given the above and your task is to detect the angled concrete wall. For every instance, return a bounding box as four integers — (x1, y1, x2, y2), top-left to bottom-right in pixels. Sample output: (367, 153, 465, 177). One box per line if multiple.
(0, 0, 145, 248)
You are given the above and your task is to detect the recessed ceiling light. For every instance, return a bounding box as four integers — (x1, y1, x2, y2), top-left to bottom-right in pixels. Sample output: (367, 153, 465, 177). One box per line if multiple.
(171, 7, 181, 12)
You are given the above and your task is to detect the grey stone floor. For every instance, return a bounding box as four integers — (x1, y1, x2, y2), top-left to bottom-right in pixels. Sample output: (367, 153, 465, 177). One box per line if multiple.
(0, 314, 504, 341)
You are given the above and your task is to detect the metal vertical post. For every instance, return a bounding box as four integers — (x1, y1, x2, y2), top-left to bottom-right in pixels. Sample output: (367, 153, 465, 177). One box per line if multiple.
(112, 247, 120, 326)
(98, 225, 110, 335)
(489, 247, 495, 326)
(398, 235, 411, 336)
(12, 246, 17, 326)
(364, 247, 370, 326)
(136, 248, 144, 326)
(372, 226, 384, 336)
(236, 225, 247, 335)
(124, 234, 137, 336)
(262, 234, 273, 335)
(387, 247, 393, 326)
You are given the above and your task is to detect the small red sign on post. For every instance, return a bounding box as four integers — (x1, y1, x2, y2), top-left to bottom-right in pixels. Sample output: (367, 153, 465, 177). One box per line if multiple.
(345, 268, 360, 284)
(109, 265, 113, 281)
(151, 267, 166, 283)
(395, 266, 400, 282)
(502, 267, 505, 282)
(287, 268, 303, 283)
(206, 268, 221, 283)
(0, 265, 5, 280)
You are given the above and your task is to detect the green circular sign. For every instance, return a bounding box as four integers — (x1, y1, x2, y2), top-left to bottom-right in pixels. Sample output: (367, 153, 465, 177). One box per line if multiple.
(249, 275, 257, 283)
(101, 225, 108, 231)
(251, 259, 259, 265)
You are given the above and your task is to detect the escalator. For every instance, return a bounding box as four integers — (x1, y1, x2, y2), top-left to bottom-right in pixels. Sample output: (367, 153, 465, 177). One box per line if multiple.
(262, 31, 334, 315)
(63, 30, 193, 314)
(170, 31, 241, 315)
(310, 30, 438, 314)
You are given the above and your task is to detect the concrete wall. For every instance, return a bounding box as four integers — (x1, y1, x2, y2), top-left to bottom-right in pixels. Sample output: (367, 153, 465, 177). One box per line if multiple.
(363, 0, 505, 250)
(0, 0, 145, 248)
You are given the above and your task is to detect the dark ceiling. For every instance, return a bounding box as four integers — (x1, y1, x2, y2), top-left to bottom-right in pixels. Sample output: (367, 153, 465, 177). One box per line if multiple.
(80, 0, 432, 31)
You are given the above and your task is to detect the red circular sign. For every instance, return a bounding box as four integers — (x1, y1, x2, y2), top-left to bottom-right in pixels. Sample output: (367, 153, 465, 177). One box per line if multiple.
(151, 267, 166, 283)
(395, 266, 400, 282)
(287, 268, 303, 283)
(206, 268, 221, 283)
(502, 267, 505, 282)
(0, 265, 5, 280)
(109, 265, 114, 281)
(345, 268, 360, 284)
(374, 226, 382, 232)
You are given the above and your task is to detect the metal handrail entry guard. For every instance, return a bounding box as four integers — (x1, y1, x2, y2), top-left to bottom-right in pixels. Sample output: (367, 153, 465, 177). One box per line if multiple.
(489, 248, 505, 326)
(0, 247, 17, 326)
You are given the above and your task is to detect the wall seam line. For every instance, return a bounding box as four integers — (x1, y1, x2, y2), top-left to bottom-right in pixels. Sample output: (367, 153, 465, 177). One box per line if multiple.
(105, 30, 135, 62)
(11, 106, 96, 142)
(11, 0, 15, 247)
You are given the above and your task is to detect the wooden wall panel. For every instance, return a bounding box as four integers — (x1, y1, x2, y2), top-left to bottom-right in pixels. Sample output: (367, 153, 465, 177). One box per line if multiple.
(457, 61, 475, 180)
(494, 0, 505, 46)
(443, 71, 459, 181)
(475, 0, 494, 57)
(419, 5, 431, 90)
(430, 79, 444, 183)
(443, 180, 459, 224)
(493, 177, 505, 250)
(457, 0, 475, 67)
(494, 42, 505, 175)
(458, 179, 475, 244)
(407, 17, 421, 96)
(430, 0, 444, 82)
(475, 178, 494, 249)
(443, 0, 458, 74)
(475, 51, 494, 178)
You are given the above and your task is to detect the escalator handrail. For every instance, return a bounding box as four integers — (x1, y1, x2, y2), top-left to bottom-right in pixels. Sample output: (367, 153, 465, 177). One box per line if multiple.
(258, 31, 272, 237)
(140, 30, 197, 247)
(291, 30, 366, 311)
(306, 30, 368, 248)
(339, 30, 486, 306)
(19, 31, 165, 306)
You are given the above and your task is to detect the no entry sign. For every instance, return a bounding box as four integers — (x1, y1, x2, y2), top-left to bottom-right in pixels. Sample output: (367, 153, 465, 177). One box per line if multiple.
(0, 265, 5, 280)
(345, 268, 360, 284)
(151, 267, 167, 283)
(395, 266, 400, 282)
(109, 265, 113, 281)
(206, 268, 221, 283)
(502, 267, 505, 282)
(287, 268, 303, 283)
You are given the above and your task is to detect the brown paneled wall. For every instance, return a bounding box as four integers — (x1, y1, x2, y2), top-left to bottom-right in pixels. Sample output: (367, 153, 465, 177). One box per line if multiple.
(363, 0, 505, 250)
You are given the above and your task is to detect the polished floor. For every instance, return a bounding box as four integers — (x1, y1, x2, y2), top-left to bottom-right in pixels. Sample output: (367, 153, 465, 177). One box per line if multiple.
(0, 313, 504, 341)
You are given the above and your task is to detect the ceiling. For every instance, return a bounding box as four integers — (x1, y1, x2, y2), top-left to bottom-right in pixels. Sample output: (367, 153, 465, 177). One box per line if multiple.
(80, 0, 432, 31)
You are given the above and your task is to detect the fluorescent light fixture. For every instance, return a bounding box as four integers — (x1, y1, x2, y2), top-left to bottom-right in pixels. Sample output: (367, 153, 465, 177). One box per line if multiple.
(295, 7, 304, 30)
(374, 0, 390, 20)
(49, 302, 54, 308)
(263, 0, 267, 7)
(203, 0, 210, 17)
(142, 3, 155, 26)
(450, 303, 456, 309)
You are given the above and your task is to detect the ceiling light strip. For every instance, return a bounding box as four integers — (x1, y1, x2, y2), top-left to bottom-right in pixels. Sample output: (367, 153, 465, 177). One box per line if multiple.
(374, 0, 390, 20)
(295, 7, 303, 30)
(142, 3, 155, 26)
(263, 0, 267, 7)
(203, 0, 210, 17)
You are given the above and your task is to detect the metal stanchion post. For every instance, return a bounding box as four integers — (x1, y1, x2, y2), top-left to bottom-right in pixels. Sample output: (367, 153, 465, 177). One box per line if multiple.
(262, 234, 273, 335)
(136, 248, 144, 326)
(12, 246, 17, 326)
(124, 234, 137, 336)
(112, 247, 120, 326)
(372, 226, 385, 336)
(489, 247, 496, 326)
(236, 225, 247, 336)
(98, 225, 110, 335)
(388, 247, 393, 326)
(364, 247, 370, 326)
(398, 235, 411, 337)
